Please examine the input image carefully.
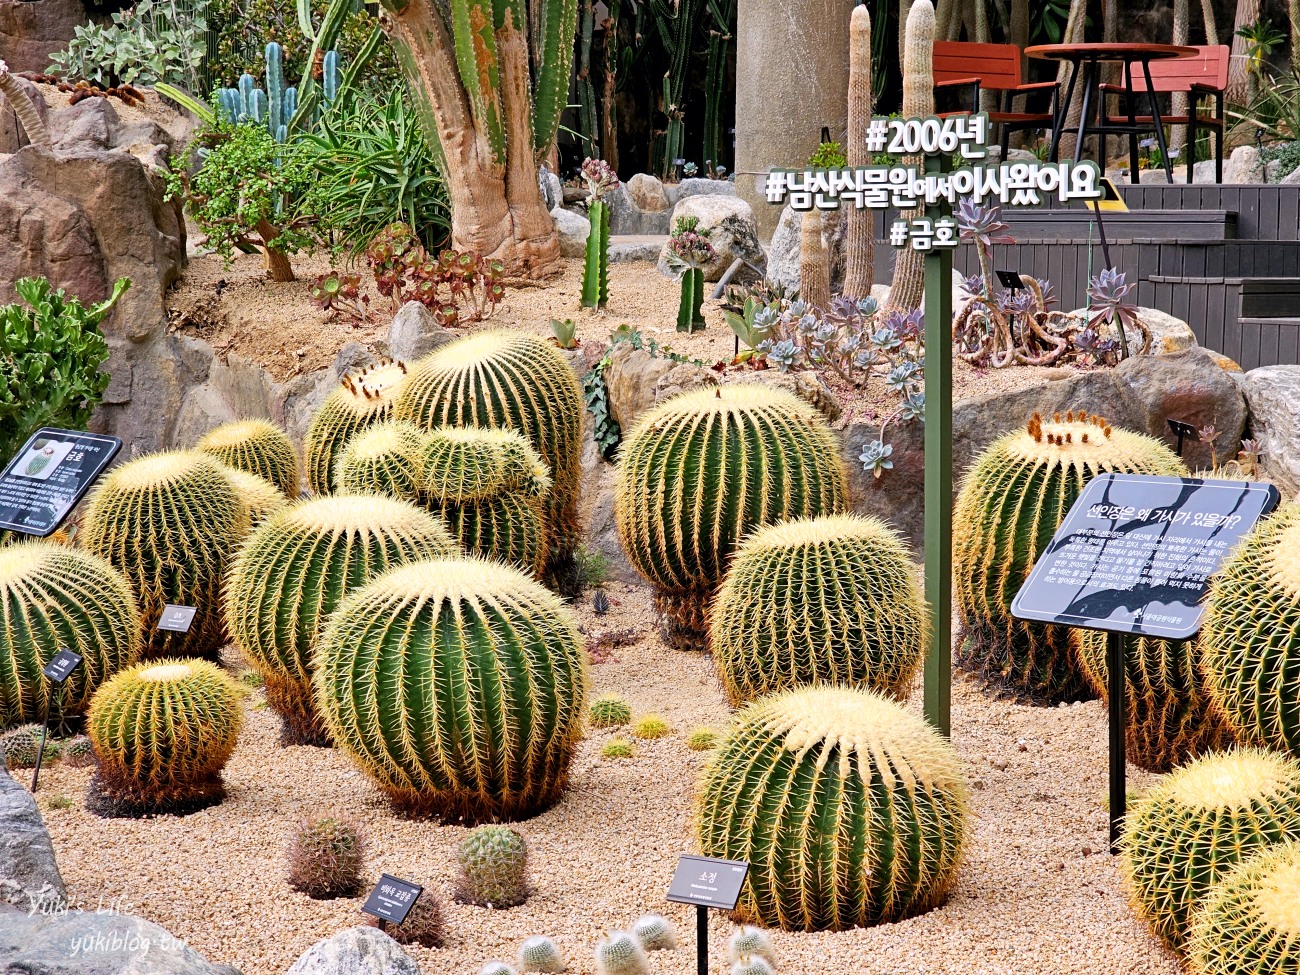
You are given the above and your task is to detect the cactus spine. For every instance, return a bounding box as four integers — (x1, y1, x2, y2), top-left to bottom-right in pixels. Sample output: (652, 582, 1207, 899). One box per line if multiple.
(728, 927, 775, 967)
(799, 212, 830, 311)
(315, 558, 588, 819)
(220, 467, 290, 527)
(631, 914, 676, 951)
(844, 4, 875, 298)
(730, 959, 774, 975)
(518, 935, 565, 973)
(0, 543, 140, 729)
(456, 824, 531, 907)
(614, 384, 848, 649)
(1201, 501, 1300, 757)
(588, 694, 632, 728)
(594, 931, 647, 975)
(581, 198, 611, 309)
(335, 421, 426, 501)
(1188, 840, 1300, 975)
(224, 496, 456, 745)
(304, 359, 408, 496)
(197, 419, 300, 498)
(954, 413, 1185, 702)
(710, 514, 927, 705)
(697, 686, 969, 930)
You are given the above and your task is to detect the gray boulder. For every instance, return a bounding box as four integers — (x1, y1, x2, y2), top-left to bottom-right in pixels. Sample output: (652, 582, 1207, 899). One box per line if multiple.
(286, 926, 420, 975)
(388, 301, 454, 362)
(1225, 144, 1264, 184)
(676, 177, 737, 201)
(626, 173, 670, 212)
(0, 754, 64, 913)
(765, 203, 802, 293)
(603, 343, 717, 433)
(657, 195, 763, 282)
(1241, 365, 1300, 493)
(538, 165, 563, 211)
(1063, 306, 1198, 355)
(550, 206, 590, 258)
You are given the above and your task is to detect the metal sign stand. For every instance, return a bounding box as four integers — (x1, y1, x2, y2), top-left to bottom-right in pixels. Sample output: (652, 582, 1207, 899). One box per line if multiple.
(1106, 629, 1126, 850)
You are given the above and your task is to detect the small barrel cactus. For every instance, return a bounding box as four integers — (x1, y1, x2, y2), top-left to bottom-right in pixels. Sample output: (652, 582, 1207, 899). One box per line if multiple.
(731, 958, 775, 975)
(1, 724, 59, 768)
(286, 815, 366, 899)
(588, 694, 632, 729)
(632, 715, 670, 739)
(0, 541, 141, 729)
(1188, 840, 1300, 975)
(685, 727, 718, 751)
(456, 824, 530, 908)
(601, 739, 634, 759)
(59, 733, 95, 768)
(479, 964, 519, 975)
(518, 934, 566, 973)
(86, 659, 244, 815)
(954, 412, 1184, 703)
(1120, 747, 1300, 949)
(304, 359, 409, 495)
(728, 926, 775, 966)
(220, 466, 291, 527)
(698, 686, 969, 930)
(594, 931, 647, 975)
(710, 513, 928, 705)
(615, 385, 848, 648)
(335, 421, 426, 501)
(197, 419, 300, 498)
(631, 914, 676, 951)
(81, 451, 250, 661)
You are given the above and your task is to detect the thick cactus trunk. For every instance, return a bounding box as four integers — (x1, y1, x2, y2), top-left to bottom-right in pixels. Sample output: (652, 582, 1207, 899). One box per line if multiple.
(0, 68, 48, 147)
(843, 4, 874, 299)
(799, 212, 830, 311)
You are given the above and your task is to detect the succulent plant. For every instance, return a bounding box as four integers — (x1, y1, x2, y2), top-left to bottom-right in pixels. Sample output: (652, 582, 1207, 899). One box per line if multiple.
(580, 158, 616, 310)
(698, 686, 969, 930)
(225, 496, 457, 746)
(59, 733, 94, 767)
(1120, 747, 1300, 950)
(1075, 631, 1233, 773)
(0, 542, 141, 729)
(315, 558, 588, 819)
(594, 931, 648, 975)
(393, 331, 583, 585)
(0, 724, 59, 768)
(86, 659, 244, 814)
(588, 695, 632, 729)
(286, 815, 366, 899)
(954, 412, 1185, 703)
(632, 715, 670, 739)
(685, 727, 718, 751)
(335, 421, 426, 501)
(1201, 501, 1300, 757)
(455, 824, 530, 908)
(728, 926, 775, 967)
(518, 935, 566, 973)
(710, 513, 927, 705)
(304, 359, 409, 496)
(843, 5, 874, 301)
(220, 466, 290, 527)
(479, 964, 519, 975)
(1187, 840, 1300, 975)
(366, 887, 446, 947)
(730, 958, 775, 975)
(81, 451, 251, 661)
(631, 914, 676, 951)
(615, 385, 848, 648)
(601, 739, 634, 759)
(197, 419, 300, 498)
(1086, 267, 1150, 356)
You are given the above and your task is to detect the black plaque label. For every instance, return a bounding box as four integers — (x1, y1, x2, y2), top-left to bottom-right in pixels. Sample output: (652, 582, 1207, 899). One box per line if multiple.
(0, 429, 121, 537)
(1012, 474, 1279, 639)
(361, 874, 422, 924)
(666, 855, 749, 910)
(42, 648, 83, 683)
(157, 605, 197, 634)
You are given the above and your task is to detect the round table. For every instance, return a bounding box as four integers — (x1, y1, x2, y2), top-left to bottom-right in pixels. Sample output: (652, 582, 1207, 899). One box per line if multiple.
(1026, 43, 1199, 183)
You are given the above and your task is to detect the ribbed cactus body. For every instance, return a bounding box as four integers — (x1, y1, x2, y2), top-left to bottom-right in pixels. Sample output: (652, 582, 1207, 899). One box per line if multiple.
(1188, 840, 1300, 975)
(631, 914, 676, 951)
(197, 419, 300, 498)
(728, 927, 775, 967)
(1201, 502, 1300, 757)
(81, 451, 250, 661)
(315, 558, 588, 819)
(1075, 631, 1233, 773)
(954, 413, 1185, 702)
(304, 359, 409, 496)
(220, 466, 290, 527)
(224, 496, 457, 745)
(456, 824, 530, 906)
(594, 932, 647, 975)
(393, 332, 582, 579)
(437, 495, 546, 576)
(1120, 747, 1300, 950)
(710, 514, 927, 704)
(697, 686, 969, 930)
(0, 542, 141, 729)
(518, 935, 565, 973)
(615, 384, 848, 648)
(730, 958, 774, 975)
(799, 212, 830, 311)
(86, 658, 243, 813)
(844, 4, 874, 297)
(589, 694, 631, 728)
(336, 421, 426, 501)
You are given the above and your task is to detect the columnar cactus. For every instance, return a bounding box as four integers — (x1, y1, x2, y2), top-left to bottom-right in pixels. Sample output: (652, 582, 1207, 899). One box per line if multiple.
(86, 658, 244, 814)
(1201, 501, 1300, 757)
(393, 332, 582, 583)
(0, 542, 141, 729)
(304, 359, 409, 495)
(615, 385, 848, 648)
(224, 496, 456, 745)
(594, 932, 647, 975)
(314, 558, 588, 818)
(580, 159, 617, 310)
(710, 514, 927, 704)
(335, 421, 427, 501)
(197, 419, 300, 497)
(799, 212, 830, 311)
(81, 451, 251, 661)
(954, 412, 1184, 702)
(518, 935, 566, 973)
(1188, 840, 1300, 975)
(455, 824, 531, 907)
(1120, 747, 1300, 950)
(0, 60, 49, 147)
(843, 5, 875, 298)
(220, 466, 290, 527)
(697, 686, 969, 930)
(1075, 631, 1233, 773)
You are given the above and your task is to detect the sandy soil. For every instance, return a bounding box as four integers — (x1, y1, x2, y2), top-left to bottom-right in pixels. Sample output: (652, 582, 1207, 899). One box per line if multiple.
(32, 582, 1178, 975)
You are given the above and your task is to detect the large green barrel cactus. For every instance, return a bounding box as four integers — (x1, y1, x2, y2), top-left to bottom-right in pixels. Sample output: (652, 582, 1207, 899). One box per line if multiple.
(393, 332, 582, 583)
(314, 557, 588, 820)
(304, 359, 409, 496)
(697, 686, 969, 930)
(1120, 747, 1300, 950)
(197, 419, 300, 498)
(335, 421, 427, 501)
(86, 658, 244, 814)
(710, 514, 927, 704)
(1201, 501, 1300, 757)
(81, 451, 250, 661)
(1076, 631, 1233, 773)
(219, 466, 290, 528)
(0, 542, 141, 729)
(224, 496, 457, 745)
(615, 384, 848, 649)
(954, 412, 1185, 703)
(1188, 840, 1300, 975)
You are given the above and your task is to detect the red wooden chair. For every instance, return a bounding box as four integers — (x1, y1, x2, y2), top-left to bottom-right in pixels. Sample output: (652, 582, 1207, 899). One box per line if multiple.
(1100, 45, 1229, 183)
(933, 42, 1060, 155)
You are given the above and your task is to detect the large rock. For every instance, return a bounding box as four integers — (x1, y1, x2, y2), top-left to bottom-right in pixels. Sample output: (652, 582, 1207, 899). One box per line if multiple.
(0, 0, 86, 73)
(0, 75, 48, 153)
(765, 203, 803, 294)
(1240, 365, 1300, 493)
(538, 165, 563, 211)
(626, 173, 670, 212)
(604, 184, 671, 236)
(603, 343, 717, 432)
(551, 206, 590, 258)
(656, 195, 763, 282)
(286, 926, 420, 975)
(675, 177, 737, 202)
(387, 301, 453, 361)
(0, 755, 64, 912)
(1225, 144, 1264, 184)
(1063, 306, 1198, 355)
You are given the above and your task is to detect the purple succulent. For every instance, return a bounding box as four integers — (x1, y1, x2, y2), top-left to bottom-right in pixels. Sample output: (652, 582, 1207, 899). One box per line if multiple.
(1087, 267, 1141, 331)
(667, 230, 716, 269)
(581, 158, 620, 199)
(955, 199, 1015, 247)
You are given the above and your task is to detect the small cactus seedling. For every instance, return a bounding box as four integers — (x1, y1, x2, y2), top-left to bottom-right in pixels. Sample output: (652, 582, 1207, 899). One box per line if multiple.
(594, 931, 648, 975)
(731, 957, 776, 975)
(518, 935, 566, 973)
(456, 825, 531, 908)
(479, 963, 519, 975)
(601, 739, 634, 760)
(0, 724, 59, 768)
(60, 734, 94, 768)
(728, 926, 775, 966)
(685, 727, 718, 751)
(632, 914, 677, 951)
(632, 715, 670, 739)
(589, 695, 632, 729)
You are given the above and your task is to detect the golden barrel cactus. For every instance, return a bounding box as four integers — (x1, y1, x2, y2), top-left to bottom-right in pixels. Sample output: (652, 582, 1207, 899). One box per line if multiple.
(197, 419, 300, 497)
(304, 359, 409, 495)
(335, 421, 427, 501)
(219, 466, 290, 527)
(1188, 840, 1300, 975)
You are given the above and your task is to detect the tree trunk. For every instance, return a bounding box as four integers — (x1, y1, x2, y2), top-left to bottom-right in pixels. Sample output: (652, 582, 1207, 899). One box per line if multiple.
(1291, 0, 1300, 75)
(257, 220, 295, 282)
(1170, 0, 1189, 150)
(1055, 0, 1088, 161)
(1226, 0, 1261, 104)
(600, 14, 619, 172)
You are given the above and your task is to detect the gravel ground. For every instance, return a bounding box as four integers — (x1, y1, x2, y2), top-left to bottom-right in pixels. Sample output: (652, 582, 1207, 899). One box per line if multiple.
(29, 580, 1179, 975)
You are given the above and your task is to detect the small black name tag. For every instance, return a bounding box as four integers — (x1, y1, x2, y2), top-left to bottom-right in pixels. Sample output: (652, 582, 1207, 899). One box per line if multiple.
(157, 605, 197, 634)
(0, 429, 121, 537)
(42, 648, 83, 683)
(666, 855, 749, 911)
(1012, 474, 1279, 639)
(362, 874, 422, 924)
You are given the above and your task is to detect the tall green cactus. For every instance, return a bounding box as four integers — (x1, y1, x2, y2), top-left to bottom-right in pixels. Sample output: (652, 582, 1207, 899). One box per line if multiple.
(582, 199, 611, 309)
(676, 267, 705, 332)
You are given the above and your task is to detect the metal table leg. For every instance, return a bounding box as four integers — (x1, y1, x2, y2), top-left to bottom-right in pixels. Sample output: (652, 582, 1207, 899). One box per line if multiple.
(1074, 58, 1097, 165)
(1142, 57, 1175, 183)
(1048, 57, 1081, 163)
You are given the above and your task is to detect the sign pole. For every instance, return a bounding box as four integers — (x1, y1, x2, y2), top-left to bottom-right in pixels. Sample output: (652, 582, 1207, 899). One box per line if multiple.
(922, 151, 954, 738)
(695, 904, 707, 975)
(30, 711, 51, 794)
(1107, 629, 1126, 853)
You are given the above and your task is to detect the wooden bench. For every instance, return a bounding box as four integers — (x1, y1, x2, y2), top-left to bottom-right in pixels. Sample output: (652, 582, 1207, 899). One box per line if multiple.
(933, 42, 1059, 155)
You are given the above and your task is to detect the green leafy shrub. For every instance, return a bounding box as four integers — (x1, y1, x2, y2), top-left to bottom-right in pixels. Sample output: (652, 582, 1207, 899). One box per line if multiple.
(50, 0, 207, 89)
(455, 824, 530, 907)
(287, 815, 366, 898)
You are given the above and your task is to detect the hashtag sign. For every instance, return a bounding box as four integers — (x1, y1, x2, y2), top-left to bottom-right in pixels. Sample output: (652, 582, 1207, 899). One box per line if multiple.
(864, 117, 890, 154)
(765, 169, 791, 204)
(889, 220, 910, 247)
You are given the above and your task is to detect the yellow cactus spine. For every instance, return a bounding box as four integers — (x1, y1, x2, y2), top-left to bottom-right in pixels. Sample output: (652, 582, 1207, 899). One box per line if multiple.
(304, 359, 409, 496)
(1188, 840, 1300, 974)
(219, 466, 290, 527)
(844, 3, 875, 298)
(197, 419, 300, 498)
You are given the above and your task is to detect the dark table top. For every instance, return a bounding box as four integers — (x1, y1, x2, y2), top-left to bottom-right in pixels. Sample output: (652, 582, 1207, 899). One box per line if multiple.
(1025, 43, 1199, 63)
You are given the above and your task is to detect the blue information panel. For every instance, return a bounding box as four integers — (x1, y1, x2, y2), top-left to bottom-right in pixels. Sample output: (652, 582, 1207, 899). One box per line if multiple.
(0, 428, 121, 537)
